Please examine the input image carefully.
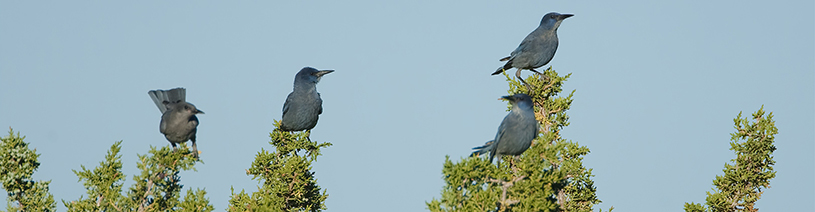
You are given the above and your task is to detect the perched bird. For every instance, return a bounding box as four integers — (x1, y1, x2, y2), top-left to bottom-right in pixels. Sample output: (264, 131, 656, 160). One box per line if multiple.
(472, 94, 539, 165)
(492, 12, 573, 83)
(148, 88, 204, 158)
(281, 67, 334, 132)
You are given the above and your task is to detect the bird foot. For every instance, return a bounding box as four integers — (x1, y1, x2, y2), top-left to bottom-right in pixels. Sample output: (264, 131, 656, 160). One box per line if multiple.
(518, 78, 534, 91)
(510, 156, 522, 173)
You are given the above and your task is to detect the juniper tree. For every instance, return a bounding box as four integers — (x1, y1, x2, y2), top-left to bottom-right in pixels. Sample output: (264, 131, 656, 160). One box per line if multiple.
(684, 107, 777, 212)
(0, 128, 56, 212)
(62, 141, 127, 211)
(63, 141, 213, 212)
(228, 121, 331, 212)
(427, 68, 605, 212)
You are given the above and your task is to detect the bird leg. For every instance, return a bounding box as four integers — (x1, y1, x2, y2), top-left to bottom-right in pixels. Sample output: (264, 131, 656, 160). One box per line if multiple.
(508, 156, 516, 173)
(515, 69, 534, 90)
(170, 143, 178, 152)
(191, 140, 199, 159)
(511, 156, 521, 173)
(515, 69, 526, 84)
(533, 69, 550, 83)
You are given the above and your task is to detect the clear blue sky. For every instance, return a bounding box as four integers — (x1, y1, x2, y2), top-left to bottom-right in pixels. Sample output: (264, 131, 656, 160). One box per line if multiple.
(1, 1, 813, 211)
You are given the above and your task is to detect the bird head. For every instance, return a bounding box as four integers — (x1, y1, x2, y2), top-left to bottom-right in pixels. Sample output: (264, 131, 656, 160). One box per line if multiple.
(165, 101, 204, 115)
(500, 93, 534, 109)
(296, 67, 334, 84)
(540, 12, 573, 30)
(184, 103, 204, 115)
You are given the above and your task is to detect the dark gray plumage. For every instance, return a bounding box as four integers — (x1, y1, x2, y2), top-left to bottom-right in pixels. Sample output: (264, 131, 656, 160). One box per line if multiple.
(471, 94, 539, 165)
(492, 12, 573, 81)
(148, 88, 204, 158)
(280, 67, 334, 132)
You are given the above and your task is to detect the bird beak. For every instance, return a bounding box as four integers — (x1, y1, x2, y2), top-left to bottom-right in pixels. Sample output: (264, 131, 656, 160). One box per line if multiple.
(499, 95, 514, 101)
(196, 109, 205, 114)
(315, 70, 334, 77)
(559, 14, 574, 20)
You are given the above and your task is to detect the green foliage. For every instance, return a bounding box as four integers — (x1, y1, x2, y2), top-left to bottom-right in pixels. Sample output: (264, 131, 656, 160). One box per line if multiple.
(228, 121, 331, 212)
(63, 141, 127, 211)
(177, 189, 214, 212)
(63, 141, 213, 212)
(126, 144, 213, 212)
(684, 202, 706, 212)
(427, 68, 603, 212)
(684, 107, 777, 212)
(0, 128, 56, 212)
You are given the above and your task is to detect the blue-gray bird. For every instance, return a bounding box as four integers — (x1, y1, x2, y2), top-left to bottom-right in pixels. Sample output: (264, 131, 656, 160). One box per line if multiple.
(148, 88, 204, 158)
(471, 94, 539, 165)
(492, 12, 573, 82)
(280, 67, 334, 132)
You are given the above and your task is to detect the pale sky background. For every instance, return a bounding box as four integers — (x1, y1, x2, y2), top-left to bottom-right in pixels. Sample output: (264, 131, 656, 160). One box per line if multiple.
(1, 1, 813, 211)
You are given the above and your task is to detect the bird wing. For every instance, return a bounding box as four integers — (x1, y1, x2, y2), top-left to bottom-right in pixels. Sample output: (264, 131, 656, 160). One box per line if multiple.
(489, 119, 509, 162)
(512, 33, 541, 58)
(495, 29, 539, 75)
(495, 31, 538, 72)
(514, 25, 550, 57)
(282, 92, 294, 116)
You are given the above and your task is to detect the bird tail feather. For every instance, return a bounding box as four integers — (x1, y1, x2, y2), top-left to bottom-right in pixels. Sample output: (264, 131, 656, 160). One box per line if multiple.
(470, 140, 494, 157)
(491, 59, 513, 75)
(148, 88, 186, 113)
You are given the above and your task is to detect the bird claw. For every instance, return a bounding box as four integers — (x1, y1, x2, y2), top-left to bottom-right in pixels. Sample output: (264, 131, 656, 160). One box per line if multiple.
(519, 79, 534, 91)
